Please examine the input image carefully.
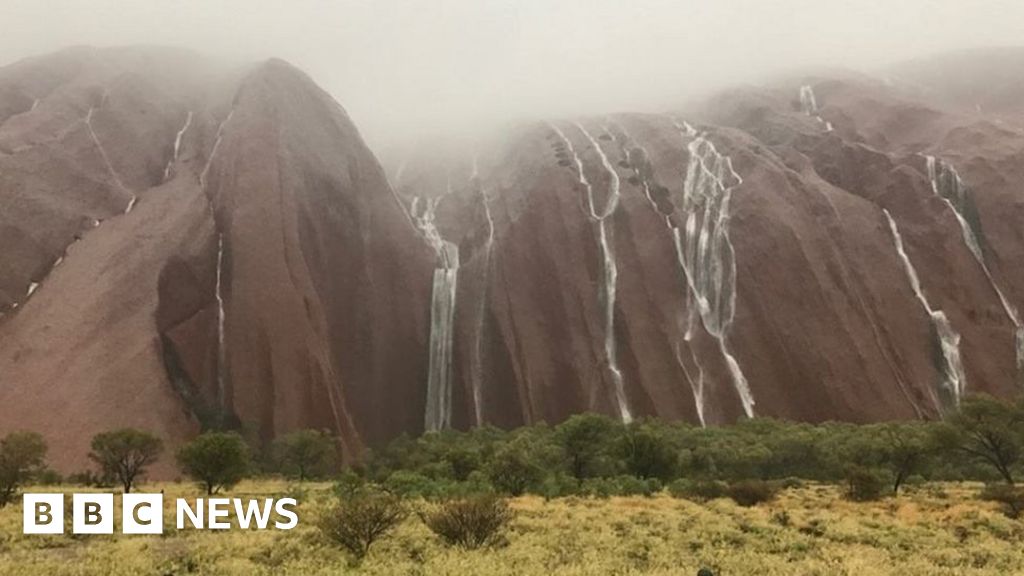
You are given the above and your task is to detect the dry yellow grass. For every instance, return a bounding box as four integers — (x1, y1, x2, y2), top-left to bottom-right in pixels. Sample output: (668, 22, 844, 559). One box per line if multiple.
(0, 481, 1021, 575)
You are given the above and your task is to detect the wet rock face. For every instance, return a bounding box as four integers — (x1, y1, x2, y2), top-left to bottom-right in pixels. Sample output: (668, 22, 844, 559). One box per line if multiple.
(393, 52, 1024, 432)
(0, 48, 434, 472)
(3, 47, 1024, 472)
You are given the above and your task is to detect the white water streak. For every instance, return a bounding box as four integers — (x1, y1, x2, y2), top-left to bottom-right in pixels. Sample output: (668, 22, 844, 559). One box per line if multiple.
(611, 121, 709, 425)
(470, 155, 494, 426)
(416, 181, 459, 432)
(200, 111, 235, 190)
(85, 104, 136, 212)
(799, 85, 833, 132)
(199, 111, 235, 409)
(163, 111, 193, 182)
(551, 122, 632, 423)
(924, 155, 1024, 375)
(674, 339, 707, 428)
(676, 126, 755, 418)
(215, 233, 227, 406)
(884, 209, 966, 406)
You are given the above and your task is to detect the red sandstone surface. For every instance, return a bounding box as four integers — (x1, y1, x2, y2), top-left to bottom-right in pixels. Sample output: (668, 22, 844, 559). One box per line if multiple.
(2, 47, 1023, 472)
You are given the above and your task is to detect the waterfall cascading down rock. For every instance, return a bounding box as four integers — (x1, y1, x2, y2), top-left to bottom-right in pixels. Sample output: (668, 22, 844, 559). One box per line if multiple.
(677, 128, 756, 418)
(551, 122, 632, 423)
(200, 110, 235, 409)
(85, 102, 136, 214)
(884, 209, 966, 408)
(799, 85, 833, 132)
(163, 111, 193, 182)
(798, 85, 817, 114)
(11, 99, 141, 309)
(608, 121, 709, 426)
(470, 155, 494, 426)
(200, 111, 234, 189)
(414, 188, 459, 432)
(924, 155, 1024, 377)
(214, 233, 227, 406)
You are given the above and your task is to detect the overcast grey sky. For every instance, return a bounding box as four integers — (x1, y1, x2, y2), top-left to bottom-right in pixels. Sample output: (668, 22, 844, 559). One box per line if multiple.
(2, 0, 1022, 148)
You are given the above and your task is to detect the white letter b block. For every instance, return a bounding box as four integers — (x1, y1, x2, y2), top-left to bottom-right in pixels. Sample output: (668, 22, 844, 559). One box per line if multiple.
(73, 493, 113, 534)
(123, 494, 163, 534)
(23, 494, 63, 534)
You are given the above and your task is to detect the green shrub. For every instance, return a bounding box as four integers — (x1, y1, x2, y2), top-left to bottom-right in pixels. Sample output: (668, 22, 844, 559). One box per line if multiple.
(979, 483, 1024, 519)
(271, 429, 337, 481)
(779, 476, 804, 490)
(726, 480, 779, 507)
(845, 467, 885, 502)
(579, 477, 615, 499)
(420, 495, 514, 549)
(176, 432, 250, 495)
(667, 479, 728, 502)
(318, 492, 407, 562)
(580, 475, 660, 498)
(383, 471, 445, 499)
(445, 449, 482, 482)
(67, 470, 108, 488)
(334, 470, 368, 499)
(34, 469, 63, 485)
(536, 473, 579, 500)
(487, 445, 544, 496)
(0, 432, 47, 507)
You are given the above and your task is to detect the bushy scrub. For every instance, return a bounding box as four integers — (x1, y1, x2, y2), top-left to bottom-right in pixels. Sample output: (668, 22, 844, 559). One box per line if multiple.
(667, 479, 728, 502)
(844, 467, 885, 502)
(979, 483, 1024, 518)
(384, 470, 447, 499)
(580, 475, 660, 498)
(420, 495, 514, 549)
(725, 480, 779, 507)
(318, 491, 408, 562)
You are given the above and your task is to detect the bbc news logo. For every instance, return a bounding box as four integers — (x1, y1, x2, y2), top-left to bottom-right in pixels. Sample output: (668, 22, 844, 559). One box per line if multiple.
(23, 494, 298, 534)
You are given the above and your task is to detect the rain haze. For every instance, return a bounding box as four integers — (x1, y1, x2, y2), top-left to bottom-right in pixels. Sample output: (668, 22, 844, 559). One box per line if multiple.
(1, 0, 1022, 150)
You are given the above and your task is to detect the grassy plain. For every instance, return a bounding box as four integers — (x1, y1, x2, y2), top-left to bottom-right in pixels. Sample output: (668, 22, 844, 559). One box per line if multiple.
(0, 481, 1022, 575)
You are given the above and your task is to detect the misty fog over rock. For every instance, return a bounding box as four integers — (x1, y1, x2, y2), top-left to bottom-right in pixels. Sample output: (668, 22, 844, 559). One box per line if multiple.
(2, 2, 1024, 473)
(3, 0, 1024, 149)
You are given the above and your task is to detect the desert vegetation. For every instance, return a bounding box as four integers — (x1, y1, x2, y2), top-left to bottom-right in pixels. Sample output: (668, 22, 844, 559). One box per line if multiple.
(1, 395, 1024, 573)
(0, 480, 1021, 574)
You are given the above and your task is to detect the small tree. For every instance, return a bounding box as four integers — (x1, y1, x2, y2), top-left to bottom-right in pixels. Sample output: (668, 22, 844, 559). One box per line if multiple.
(421, 495, 514, 549)
(445, 448, 481, 482)
(556, 414, 620, 482)
(487, 443, 543, 496)
(272, 429, 337, 481)
(319, 492, 407, 562)
(177, 432, 250, 495)
(933, 395, 1021, 484)
(88, 429, 163, 493)
(0, 432, 47, 507)
(619, 424, 678, 481)
(877, 423, 930, 494)
(844, 466, 885, 501)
